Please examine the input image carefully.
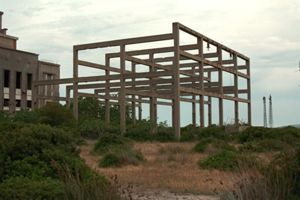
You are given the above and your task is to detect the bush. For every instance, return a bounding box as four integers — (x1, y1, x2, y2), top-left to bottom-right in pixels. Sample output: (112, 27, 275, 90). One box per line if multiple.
(99, 150, 143, 168)
(194, 138, 212, 153)
(93, 134, 131, 154)
(125, 120, 153, 141)
(155, 123, 175, 142)
(79, 119, 105, 139)
(38, 102, 75, 127)
(239, 139, 289, 153)
(198, 150, 240, 171)
(197, 125, 226, 140)
(180, 124, 198, 142)
(0, 177, 64, 200)
(100, 153, 122, 167)
(13, 110, 39, 124)
(194, 138, 236, 153)
(221, 150, 300, 200)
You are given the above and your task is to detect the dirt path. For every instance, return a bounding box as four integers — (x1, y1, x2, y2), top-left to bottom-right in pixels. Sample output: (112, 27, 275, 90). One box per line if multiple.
(79, 140, 221, 200)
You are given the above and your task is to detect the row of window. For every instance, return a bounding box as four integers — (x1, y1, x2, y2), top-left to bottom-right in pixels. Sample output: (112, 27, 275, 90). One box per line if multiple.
(3, 99, 32, 108)
(3, 70, 33, 90)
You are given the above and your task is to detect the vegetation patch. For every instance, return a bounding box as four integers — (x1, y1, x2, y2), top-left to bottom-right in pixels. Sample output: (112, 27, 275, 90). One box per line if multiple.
(94, 134, 144, 167)
(93, 133, 131, 154)
(198, 150, 240, 171)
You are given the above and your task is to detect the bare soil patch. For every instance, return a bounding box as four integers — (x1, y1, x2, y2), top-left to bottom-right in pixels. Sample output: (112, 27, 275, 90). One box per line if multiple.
(80, 140, 237, 199)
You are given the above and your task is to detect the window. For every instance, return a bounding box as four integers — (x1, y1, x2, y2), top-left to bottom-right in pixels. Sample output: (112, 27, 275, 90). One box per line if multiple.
(16, 72, 21, 89)
(27, 73, 32, 90)
(4, 99, 9, 107)
(27, 100, 32, 108)
(16, 100, 21, 107)
(4, 70, 10, 87)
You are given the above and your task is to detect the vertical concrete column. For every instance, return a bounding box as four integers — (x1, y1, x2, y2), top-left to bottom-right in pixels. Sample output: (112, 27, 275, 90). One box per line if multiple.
(66, 86, 71, 109)
(233, 54, 239, 126)
(32, 64, 39, 110)
(131, 62, 136, 125)
(217, 46, 224, 126)
(172, 23, 181, 140)
(105, 55, 111, 127)
(138, 96, 142, 121)
(120, 45, 126, 134)
(149, 53, 157, 133)
(0, 69, 3, 110)
(9, 70, 16, 113)
(198, 37, 204, 127)
(207, 72, 212, 126)
(21, 71, 27, 109)
(73, 48, 79, 120)
(246, 60, 251, 126)
(191, 66, 196, 127)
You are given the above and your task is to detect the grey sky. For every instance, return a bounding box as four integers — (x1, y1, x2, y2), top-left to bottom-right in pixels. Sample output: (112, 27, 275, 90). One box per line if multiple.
(1, 0, 300, 126)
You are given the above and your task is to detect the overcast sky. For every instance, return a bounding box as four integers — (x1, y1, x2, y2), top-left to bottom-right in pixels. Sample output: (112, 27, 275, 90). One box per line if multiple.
(1, 0, 300, 127)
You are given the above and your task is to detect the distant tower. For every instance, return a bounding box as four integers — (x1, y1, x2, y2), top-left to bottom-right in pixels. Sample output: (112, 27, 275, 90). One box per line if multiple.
(263, 96, 267, 127)
(269, 95, 273, 128)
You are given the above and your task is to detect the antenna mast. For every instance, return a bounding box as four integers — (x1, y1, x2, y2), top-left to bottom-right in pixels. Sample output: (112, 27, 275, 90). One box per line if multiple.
(263, 96, 267, 127)
(269, 95, 273, 128)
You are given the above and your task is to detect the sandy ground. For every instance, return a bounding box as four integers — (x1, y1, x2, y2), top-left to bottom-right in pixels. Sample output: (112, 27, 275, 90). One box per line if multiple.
(79, 140, 234, 200)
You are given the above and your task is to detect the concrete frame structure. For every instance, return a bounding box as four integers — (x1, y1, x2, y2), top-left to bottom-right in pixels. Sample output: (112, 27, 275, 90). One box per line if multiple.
(35, 22, 251, 139)
(0, 11, 60, 113)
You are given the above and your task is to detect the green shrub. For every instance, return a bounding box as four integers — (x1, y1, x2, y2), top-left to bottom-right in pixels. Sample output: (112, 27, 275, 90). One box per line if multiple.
(93, 134, 131, 154)
(38, 102, 75, 127)
(239, 139, 290, 153)
(197, 125, 226, 140)
(54, 163, 120, 200)
(125, 120, 153, 141)
(180, 124, 198, 142)
(0, 177, 64, 200)
(13, 110, 39, 124)
(194, 138, 212, 153)
(100, 153, 122, 167)
(155, 124, 175, 142)
(199, 150, 247, 171)
(79, 119, 105, 139)
(99, 149, 144, 168)
(194, 138, 236, 153)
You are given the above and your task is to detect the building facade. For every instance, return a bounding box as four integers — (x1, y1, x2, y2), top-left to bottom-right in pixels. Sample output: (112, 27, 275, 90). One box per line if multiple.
(0, 11, 60, 112)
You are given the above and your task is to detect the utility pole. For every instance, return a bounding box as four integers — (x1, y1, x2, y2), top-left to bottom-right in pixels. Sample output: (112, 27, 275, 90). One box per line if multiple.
(269, 95, 273, 128)
(263, 96, 267, 127)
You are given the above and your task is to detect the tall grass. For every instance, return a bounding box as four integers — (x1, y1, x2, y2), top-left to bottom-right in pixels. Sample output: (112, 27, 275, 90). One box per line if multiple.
(54, 162, 122, 200)
(220, 150, 299, 200)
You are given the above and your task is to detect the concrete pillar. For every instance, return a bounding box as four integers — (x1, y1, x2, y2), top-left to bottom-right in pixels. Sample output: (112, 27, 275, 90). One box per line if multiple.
(207, 72, 212, 126)
(149, 53, 157, 133)
(73, 48, 79, 120)
(66, 86, 71, 109)
(233, 54, 239, 126)
(0, 69, 3, 110)
(21, 71, 27, 109)
(191, 66, 196, 127)
(192, 95, 196, 127)
(172, 23, 181, 140)
(9, 70, 16, 113)
(131, 63, 136, 125)
(217, 46, 223, 126)
(120, 45, 126, 134)
(105, 56, 111, 127)
(138, 97, 142, 121)
(198, 37, 204, 127)
(246, 60, 251, 125)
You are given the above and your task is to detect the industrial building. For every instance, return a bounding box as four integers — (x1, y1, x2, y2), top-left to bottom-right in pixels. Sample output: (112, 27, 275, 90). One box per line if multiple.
(0, 11, 60, 113)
